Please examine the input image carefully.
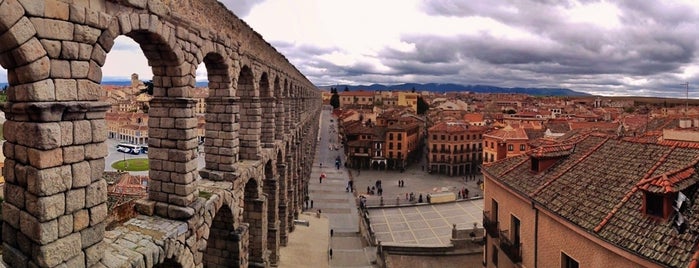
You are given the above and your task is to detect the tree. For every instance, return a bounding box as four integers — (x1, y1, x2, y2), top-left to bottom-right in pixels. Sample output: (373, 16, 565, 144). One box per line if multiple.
(330, 91, 340, 109)
(416, 96, 429, 115)
(344, 86, 349, 92)
(140, 80, 154, 95)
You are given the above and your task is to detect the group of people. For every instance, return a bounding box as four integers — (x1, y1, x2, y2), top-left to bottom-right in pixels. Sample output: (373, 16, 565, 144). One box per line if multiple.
(458, 187, 470, 199)
(397, 179, 406, 187)
(366, 179, 384, 196)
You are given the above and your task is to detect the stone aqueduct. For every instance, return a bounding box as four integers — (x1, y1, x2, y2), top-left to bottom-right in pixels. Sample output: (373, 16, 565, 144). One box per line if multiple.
(0, 0, 322, 267)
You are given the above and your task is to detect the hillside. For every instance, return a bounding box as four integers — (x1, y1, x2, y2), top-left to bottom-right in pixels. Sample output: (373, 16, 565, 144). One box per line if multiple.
(319, 83, 591, 97)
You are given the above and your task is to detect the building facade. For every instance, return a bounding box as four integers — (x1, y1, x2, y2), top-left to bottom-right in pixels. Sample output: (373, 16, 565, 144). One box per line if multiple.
(482, 125, 529, 164)
(427, 121, 485, 176)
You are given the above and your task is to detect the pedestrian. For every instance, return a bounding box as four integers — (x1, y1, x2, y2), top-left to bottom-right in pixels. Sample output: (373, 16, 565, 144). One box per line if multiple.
(329, 248, 333, 259)
(331, 229, 334, 237)
(319, 175, 322, 183)
(405, 193, 409, 201)
(427, 194, 431, 203)
(367, 186, 371, 194)
(311, 200, 314, 208)
(465, 188, 469, 199)
(418, 194, 423, 203)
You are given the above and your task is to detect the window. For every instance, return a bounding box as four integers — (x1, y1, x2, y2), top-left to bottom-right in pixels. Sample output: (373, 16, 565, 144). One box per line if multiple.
(492, 199, 499, 223)
(389, 143, 393, 150)
(441, 135, 445, 140)
(492, 245, 499, 266)
(432, 155, 436, 162)
(462, 135, 465, 140)
(389, 133, 394, 140)
(397, 143, 402, 150)
(645, 192, 665, 217)
(432, 134, 437, 140)
(562, 253, 579, 268)
(512, 215, 521, 246)
(520, 144, 526, 151)
(398, 134, 402, 141)
(432, 145, 437, 152)
(508, 144, 514, 151)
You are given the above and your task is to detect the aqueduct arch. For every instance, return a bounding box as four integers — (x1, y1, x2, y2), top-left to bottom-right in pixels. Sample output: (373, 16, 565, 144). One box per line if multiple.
(0, 0, 321, 267)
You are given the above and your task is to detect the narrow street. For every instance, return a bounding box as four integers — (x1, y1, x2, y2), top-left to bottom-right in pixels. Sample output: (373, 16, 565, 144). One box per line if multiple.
(309, 106, 377, 267)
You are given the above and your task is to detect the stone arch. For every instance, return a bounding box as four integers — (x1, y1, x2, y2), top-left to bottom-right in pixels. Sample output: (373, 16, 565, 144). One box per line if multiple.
(0, 2, 52, 88)
(203, 203, 242, 268)
(260, 71, 275, 147)
(97, 14, 185, 97)
(263, 158, 280, 265)
(282, 79, 292, 136)
(243, 177, 267, 266)
(199, 51, 239, 173)
(273, 76, 284, 140)
(237, 65, 262, 160)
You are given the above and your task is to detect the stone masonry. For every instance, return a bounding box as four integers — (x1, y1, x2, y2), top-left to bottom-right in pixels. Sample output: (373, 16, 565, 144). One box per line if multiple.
(0, 0, 321, 267)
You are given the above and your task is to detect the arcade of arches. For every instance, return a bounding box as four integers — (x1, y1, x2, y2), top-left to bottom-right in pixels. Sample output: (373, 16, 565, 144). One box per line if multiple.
(0, 0, 321, 267)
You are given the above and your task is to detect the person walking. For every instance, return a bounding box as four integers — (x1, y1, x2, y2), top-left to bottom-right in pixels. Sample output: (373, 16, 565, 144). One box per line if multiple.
(311, 200, 314, 208)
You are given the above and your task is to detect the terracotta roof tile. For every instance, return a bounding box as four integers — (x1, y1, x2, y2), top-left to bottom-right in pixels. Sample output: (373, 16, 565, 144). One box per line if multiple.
(484, 135, 699, 267)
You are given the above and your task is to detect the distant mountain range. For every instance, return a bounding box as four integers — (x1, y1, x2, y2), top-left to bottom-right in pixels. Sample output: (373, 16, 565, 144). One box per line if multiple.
(0, 81, 591, 97)
(318, 83, 591, 97)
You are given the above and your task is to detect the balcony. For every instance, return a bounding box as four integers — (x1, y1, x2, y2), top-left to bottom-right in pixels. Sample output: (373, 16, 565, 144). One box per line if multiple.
(499, 230, 522, 263)
(482, 211, 499, 238)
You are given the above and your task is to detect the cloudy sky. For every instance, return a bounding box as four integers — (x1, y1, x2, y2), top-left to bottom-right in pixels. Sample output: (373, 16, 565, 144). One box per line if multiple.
(3, 0, 699, 98)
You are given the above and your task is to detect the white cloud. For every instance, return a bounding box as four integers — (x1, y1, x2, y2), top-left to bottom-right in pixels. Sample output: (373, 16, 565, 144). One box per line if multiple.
(102, 37, 153, 81)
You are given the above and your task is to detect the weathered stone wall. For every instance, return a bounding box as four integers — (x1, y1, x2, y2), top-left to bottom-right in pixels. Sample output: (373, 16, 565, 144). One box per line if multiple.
(0, 0, 322, 267)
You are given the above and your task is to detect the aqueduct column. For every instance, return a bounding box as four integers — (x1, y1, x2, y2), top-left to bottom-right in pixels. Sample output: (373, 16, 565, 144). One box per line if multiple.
(148, 97, 199, 219)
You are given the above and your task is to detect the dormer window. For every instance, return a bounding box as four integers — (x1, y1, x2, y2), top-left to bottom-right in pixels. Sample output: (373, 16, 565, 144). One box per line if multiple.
(644, 192, 664, 218)
(642, 191, 672, 220)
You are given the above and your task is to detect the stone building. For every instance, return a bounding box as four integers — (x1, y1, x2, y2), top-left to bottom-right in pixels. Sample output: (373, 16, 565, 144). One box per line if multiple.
(427, 121, 485, 176)
(482, 133, 699, 267)
(0, 1, 321, 267)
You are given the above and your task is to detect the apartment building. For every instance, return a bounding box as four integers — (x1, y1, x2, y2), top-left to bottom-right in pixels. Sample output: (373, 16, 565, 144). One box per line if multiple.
(482, 133, 699, 268)
(427, 121, 485, 176)
(482, 125, 530, 164)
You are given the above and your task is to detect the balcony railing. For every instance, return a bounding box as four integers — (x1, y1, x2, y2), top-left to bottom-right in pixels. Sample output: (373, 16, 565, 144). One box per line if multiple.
(482, 211, 499, 238)
(499, 230, 522, 263)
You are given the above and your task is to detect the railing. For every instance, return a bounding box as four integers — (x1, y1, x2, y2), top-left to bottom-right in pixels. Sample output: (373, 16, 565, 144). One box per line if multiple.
(499, 230, 522, 263)
(482, 211, 499, 238)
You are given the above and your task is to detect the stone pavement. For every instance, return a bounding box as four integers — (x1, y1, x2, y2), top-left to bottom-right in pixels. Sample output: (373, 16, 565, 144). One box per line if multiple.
(306, 107, 378, 267)
(368, 200, 484, 245)
(278, 213, 330, 268)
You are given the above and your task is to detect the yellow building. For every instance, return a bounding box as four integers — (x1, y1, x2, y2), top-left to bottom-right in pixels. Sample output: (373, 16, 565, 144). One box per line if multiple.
(339, 90, 375, 108)
(397, 92, 418, 112)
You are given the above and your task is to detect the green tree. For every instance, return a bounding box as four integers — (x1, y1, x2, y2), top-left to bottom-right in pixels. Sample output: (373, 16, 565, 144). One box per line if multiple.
(330, 91, 340, 109)
(416, 96, 429, 115)
(140, 80, 154, 95)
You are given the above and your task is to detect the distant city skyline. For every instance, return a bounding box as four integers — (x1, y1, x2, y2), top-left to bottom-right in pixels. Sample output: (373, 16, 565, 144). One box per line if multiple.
(3, 0, 699, 98)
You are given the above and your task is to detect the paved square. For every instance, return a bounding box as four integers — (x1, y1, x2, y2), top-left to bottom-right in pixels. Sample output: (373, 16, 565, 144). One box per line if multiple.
(368, 199, 484, 246)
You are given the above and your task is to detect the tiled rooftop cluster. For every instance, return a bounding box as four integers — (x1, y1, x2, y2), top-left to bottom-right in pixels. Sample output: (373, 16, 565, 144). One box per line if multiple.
(484, 133, 699, 267)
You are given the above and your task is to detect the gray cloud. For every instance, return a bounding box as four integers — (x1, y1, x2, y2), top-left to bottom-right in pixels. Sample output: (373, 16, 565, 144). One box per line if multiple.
(241, 0, 699, 97)
(219, 0, 265, 17)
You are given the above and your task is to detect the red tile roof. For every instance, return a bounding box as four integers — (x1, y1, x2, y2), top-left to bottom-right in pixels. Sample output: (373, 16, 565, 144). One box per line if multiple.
(483, 125, 528, 141)
(484, 135, 699, 267)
